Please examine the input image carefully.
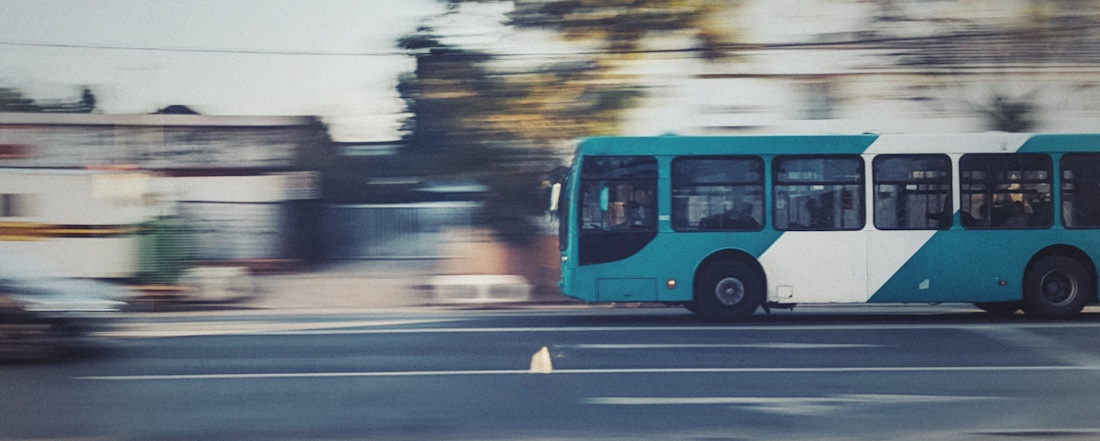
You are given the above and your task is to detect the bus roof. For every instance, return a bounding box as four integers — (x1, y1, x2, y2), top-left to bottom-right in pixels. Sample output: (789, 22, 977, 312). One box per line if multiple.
(577, 133, 1100, 156)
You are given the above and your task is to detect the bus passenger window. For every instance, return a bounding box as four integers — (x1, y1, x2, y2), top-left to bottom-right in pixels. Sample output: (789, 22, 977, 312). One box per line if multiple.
(872, 155, 952, 230)
(773, 156, 864, 231)
(671, 156, 764, 232)
(1062, 153, 1100, 228)
(960, 153, 1052, 230)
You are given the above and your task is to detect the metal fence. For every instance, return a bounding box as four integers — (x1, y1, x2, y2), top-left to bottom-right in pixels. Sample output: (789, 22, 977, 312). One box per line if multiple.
(179, 202, 285, 261)
(322, 202, 479, 260)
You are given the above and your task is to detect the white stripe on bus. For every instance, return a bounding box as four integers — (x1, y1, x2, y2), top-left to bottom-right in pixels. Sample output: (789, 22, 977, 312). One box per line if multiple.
(863, 133, 1031, 155)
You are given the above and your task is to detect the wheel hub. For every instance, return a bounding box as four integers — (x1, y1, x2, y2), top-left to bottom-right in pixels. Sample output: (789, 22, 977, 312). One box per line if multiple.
(715, 277, 745, 306)
(1040, 269, 1078, 306)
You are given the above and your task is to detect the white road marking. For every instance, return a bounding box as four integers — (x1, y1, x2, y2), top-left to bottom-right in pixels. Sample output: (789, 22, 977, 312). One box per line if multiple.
(99, 319, 459, 338)
(76, 364, 1100, 381)
(586, 394, 995, 416)
(564, 343, 881, 350)
(971, 326, 1100, 368)
(244, 322, 1100, 335)
(77, 370, 525, 381)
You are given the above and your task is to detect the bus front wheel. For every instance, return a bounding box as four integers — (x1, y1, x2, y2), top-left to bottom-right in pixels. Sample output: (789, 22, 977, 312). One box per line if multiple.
(1023, 255, 1093, 319)
(694, 259, 764, 322)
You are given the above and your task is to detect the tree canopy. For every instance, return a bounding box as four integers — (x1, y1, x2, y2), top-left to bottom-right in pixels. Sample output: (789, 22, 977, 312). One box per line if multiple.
(394, 2, 742, 244)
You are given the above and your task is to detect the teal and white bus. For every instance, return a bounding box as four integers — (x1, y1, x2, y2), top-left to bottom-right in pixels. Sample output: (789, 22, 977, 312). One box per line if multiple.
(550, 134, 1100, 321)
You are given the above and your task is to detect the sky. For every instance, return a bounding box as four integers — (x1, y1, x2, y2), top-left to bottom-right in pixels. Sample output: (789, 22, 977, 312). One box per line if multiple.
(0, 0, 899, 142)
(0, 1, 1055, 142)
(0, 0, 451, 141)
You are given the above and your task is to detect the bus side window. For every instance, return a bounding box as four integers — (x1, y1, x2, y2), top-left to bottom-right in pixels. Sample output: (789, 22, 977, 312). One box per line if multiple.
(671, 156, 764, 232)
(1062, 153, 1100, 229)
(960, 153, 1052, 230)
(872, 154, 952, 230)
(773, 155, 864, 231)
(960, 204, 988, 228)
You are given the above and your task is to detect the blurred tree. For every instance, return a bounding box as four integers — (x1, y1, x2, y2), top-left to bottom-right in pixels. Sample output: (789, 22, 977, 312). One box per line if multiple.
(980, 93, 1037, 133)
(869, 0, 1100, 131)
(875, 0, 1100, 67)
(79, 88, 96, 113)
(436, 0, 739, 59)
(397, 29, 496, 177)
(503, 0, 739, 60)
(397, 28, 563, 243)
(291, 116, 336, 174)
(284, 116, 336, 263)
(290, 116, 400, 204)
(396, 2, 742, 245)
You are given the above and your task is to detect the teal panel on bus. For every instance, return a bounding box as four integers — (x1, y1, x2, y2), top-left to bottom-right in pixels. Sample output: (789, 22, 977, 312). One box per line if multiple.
(566, 229, 785, 303)
(597, 278, 657, 302)
(867, 229, 1088, 303)
(1018, 134, 1100, 153)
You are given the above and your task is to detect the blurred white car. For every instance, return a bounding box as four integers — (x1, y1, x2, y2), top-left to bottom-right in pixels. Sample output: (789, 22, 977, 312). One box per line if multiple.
(0, 253, 129, 360)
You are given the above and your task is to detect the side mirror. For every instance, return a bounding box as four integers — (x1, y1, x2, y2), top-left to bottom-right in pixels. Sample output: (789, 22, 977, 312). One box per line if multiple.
(600, 186, 609, 213)
(549, 183, 561, 213)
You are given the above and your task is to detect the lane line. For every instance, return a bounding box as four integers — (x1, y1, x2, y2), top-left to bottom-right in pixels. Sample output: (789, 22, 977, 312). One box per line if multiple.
(247, 322, 1100, 335)
(586, 393, 993, 405)
(77, 370, 525, 381)
(75, 365, 1100, 381)
(586, 394, 996, 416)
(563, 343, 882, 350)
(969, 326, 1100, 368)
(98, 319, 461, 338)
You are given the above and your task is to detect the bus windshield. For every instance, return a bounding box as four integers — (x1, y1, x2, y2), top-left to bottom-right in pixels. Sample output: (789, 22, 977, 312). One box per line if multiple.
(577, 156, 658, 265)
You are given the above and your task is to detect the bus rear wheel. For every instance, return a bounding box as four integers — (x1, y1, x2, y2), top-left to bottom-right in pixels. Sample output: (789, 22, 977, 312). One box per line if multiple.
(1023, 255, 1093, 319)
(694, 259, 764, 322)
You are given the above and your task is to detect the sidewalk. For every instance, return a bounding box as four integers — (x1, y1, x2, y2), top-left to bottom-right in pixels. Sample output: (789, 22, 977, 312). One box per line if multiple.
(236, 260, 575, 312)
(245, 260, 436, 311)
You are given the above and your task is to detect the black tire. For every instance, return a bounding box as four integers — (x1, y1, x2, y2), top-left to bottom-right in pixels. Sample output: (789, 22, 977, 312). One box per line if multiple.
(694, 259, 764, 322)
(1023, 255, 1094, 319)
(974, 302, 1021, 316)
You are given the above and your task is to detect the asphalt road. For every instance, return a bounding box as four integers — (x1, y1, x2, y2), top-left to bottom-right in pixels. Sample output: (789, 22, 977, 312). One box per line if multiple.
(5, 305, 1100, 440)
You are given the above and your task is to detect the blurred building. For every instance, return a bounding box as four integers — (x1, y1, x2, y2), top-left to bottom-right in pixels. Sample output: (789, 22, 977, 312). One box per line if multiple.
(0, 113, 320, 278)
(334, 140, 403, 157)
(0, 168, 151, 278)
(323, 202, 478, 260)
(623, 0, 1100, 135)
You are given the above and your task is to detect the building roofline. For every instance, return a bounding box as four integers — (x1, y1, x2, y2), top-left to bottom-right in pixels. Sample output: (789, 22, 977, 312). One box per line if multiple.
(0, 112, 315, 127)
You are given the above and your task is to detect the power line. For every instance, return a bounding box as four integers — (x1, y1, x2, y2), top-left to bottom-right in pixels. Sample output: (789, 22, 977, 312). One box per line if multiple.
(0, 40, 406, 57)
(0, 25, 1093, 60)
